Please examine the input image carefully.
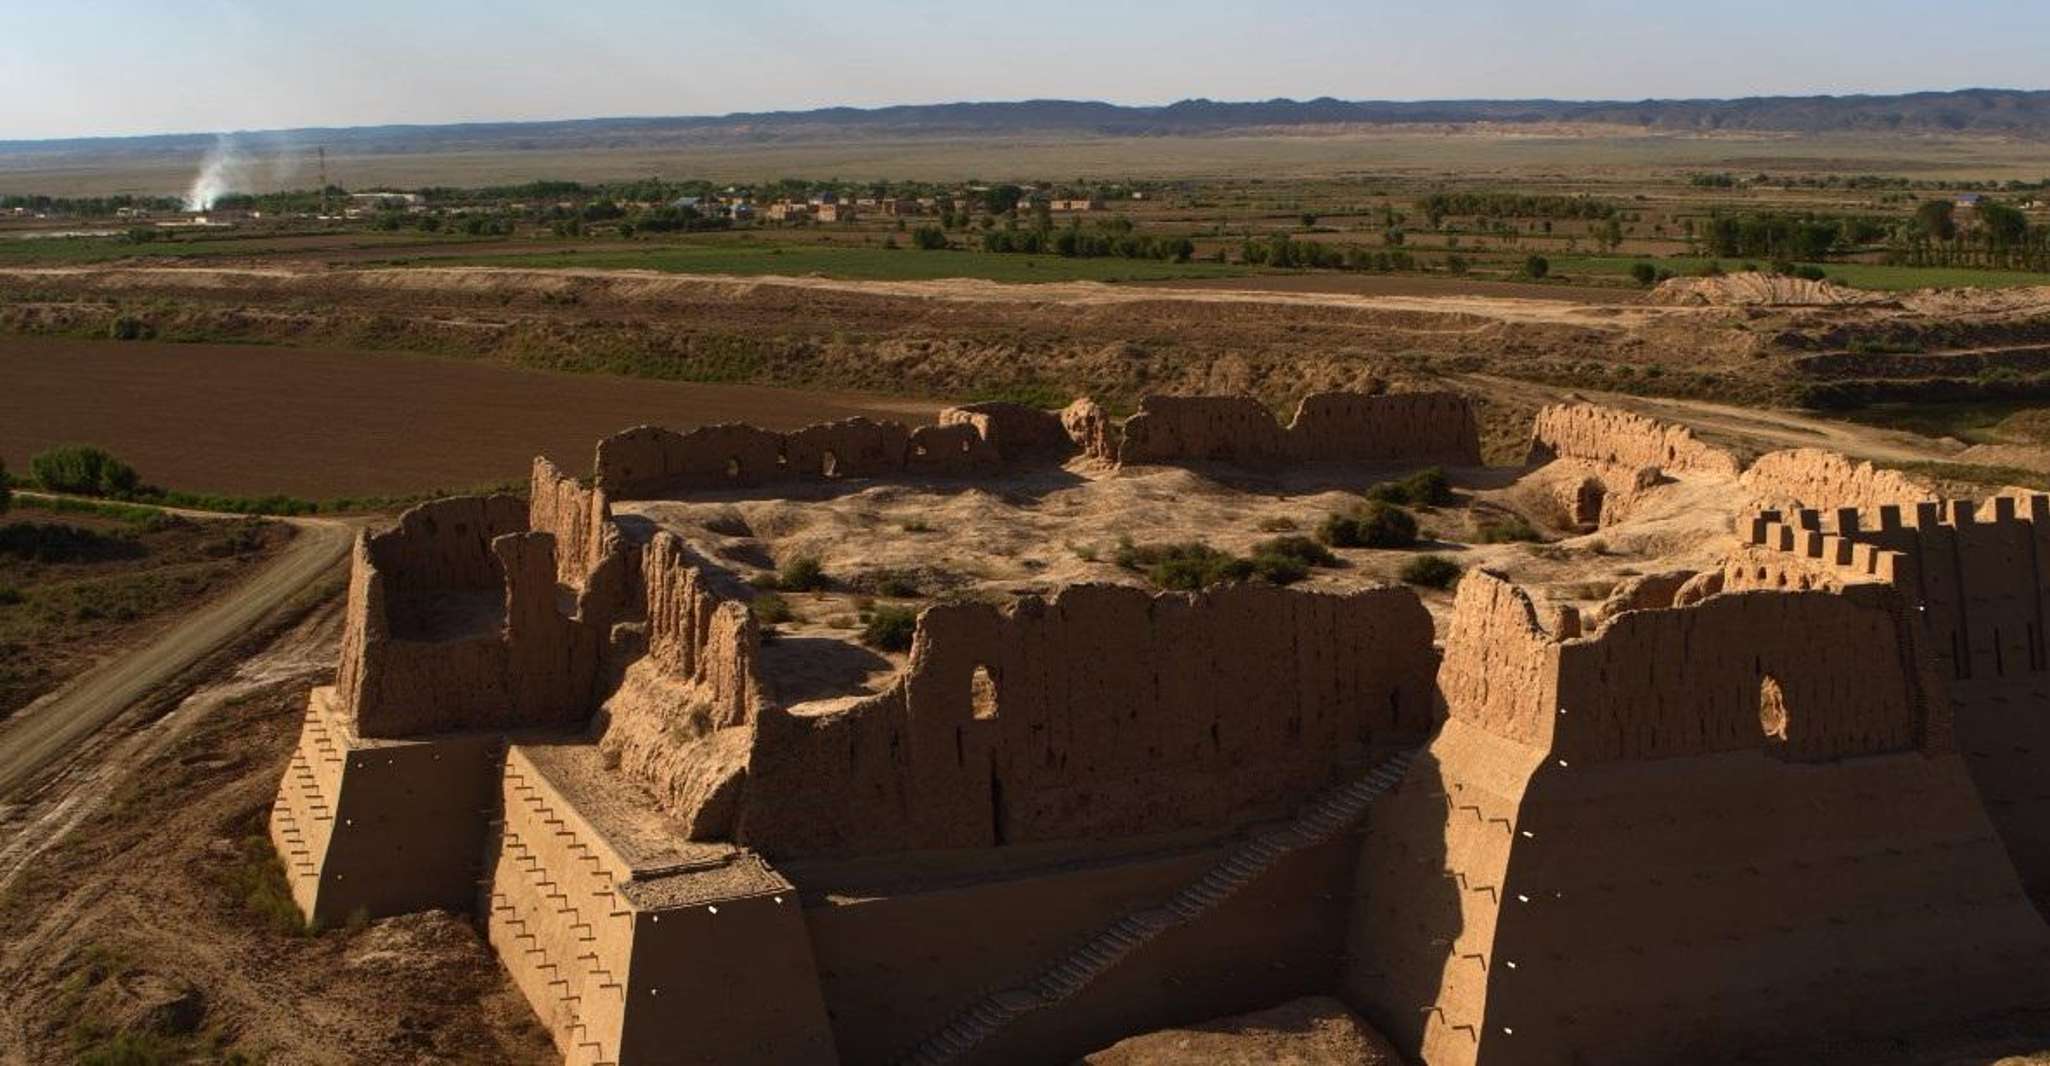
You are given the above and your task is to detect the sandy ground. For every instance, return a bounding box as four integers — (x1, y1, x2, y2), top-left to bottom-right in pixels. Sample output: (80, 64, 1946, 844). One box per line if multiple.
(0, 603, 555, 1065)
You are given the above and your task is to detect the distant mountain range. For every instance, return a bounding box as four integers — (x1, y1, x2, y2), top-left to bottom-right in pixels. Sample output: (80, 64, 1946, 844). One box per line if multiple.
(9, 89, 2050, 155)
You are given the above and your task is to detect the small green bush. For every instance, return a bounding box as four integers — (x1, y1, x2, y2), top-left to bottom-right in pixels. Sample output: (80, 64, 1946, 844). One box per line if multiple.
(861, 604, 920, 651)
(1476, 514, 1542, 544)
(1523, 254, 1550, 279)
(1400, 554, 1463, 589)
(1252, 534, 1338, 568)
(1364, 467, 1454, 508)
(871, 570, 920, 598)
(752, 592, 793, 625)
(1319, 502, 1418, 549)
(1629, 262, 1659, 287)
(31, 445, 139, 497)
(778, 555, 827, 592)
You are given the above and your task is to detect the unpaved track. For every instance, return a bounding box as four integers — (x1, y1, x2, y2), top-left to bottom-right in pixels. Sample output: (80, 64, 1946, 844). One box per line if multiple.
(0, 501, 356, 800)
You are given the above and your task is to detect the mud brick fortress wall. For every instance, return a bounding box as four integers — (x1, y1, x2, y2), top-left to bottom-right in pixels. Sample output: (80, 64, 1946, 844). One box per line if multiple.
(1526, 402, 1744, 526)
(1065, 391, 1481, 468)
(728, 583, 1438, 858)
(1344, 571, 2050, 1066)
(1728, 494, 2050, 913)
(272, 394, 2050, 1066)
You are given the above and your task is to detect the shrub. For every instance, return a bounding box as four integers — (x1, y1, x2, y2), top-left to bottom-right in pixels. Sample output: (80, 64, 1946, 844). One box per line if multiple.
(1629, 262, 1659, 287)
(1476, 514, 1542, 544)
(861, 604, 920, 651)
(1401, 554, 1463, 588)
(1364, 467, 1454, 508)
(911, 224, 948, 250)
(1255, 515, 1298, 533)
(29, 445, 139, 497)
(871, 570, 920, 598)
(1252, 534, 1338, 568)
(107, 316, 153, 341)
(1523, 255, 1550, 279)
(1115, 538, 1311, 589)
(1792, 264, 1828, 281)
(752, 592, 793, 625)
(778, 555, 827, 592)
(1319, 502, 1418, 549)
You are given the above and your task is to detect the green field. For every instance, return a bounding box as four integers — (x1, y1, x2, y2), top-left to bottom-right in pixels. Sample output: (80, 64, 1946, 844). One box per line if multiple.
(0, 229, 496, 266)
(1551, 255, 2050, 291)
(426, 243, 1257, 284)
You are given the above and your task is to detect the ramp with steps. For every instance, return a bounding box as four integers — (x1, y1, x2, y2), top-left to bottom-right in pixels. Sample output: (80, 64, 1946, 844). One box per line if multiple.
(895, 748, 1419, 1066)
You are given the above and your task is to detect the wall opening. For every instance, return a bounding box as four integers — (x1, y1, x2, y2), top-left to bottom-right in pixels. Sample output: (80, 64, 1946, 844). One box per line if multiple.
(970, 665, 999, 720)
(1759, 674, 1790, 743)
(725, 457, 741, 480)
(822, 450, 840, 478)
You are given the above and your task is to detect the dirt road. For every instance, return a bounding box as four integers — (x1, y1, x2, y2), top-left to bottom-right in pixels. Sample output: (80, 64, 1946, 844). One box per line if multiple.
(0, 503, 356, 801)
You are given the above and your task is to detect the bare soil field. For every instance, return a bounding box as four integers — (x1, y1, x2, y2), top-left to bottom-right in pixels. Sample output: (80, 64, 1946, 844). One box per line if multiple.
(0, 507, 292, 719)
(0, 605, 555, 1065)
(0, 337, 937, 497)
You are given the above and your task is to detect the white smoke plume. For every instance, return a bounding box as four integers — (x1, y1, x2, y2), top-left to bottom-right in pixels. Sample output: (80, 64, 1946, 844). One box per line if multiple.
(183, 136, 251, 212)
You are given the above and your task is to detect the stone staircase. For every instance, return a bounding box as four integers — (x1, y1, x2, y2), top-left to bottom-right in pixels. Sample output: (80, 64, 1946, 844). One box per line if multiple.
(894, 748, 1419, 1066)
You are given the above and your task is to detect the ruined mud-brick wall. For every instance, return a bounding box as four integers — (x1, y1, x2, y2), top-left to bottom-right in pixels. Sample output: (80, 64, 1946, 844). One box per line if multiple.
(730, 582, 1438, 858)
(528, 456, 636, 627)
(1346, 570, 2050, 1066)
(1739, 446, 1934, 514)
(596, 531, 764, 837)
(1527, 402, 1742, 477)
(1726, 495, 2050, 913)
(1525, 401, 1742, 527)
(593, 401, 1082, 498)
(939, 400, 1080, 462)
(1111, 391, 1481, 468)
(335, 493, 602, 738)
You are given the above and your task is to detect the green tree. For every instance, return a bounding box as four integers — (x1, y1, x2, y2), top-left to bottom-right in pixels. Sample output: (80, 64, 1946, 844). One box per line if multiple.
(30, 445, 139, 497)
(983, 184, 1023, 214)
(1524, 255, 1550, 279)
(1914, 200, 1957, 243)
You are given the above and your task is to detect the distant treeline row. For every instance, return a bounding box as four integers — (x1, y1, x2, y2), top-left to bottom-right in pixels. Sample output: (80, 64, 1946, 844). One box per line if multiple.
(978, 220, 1195, 260)
(1418, 191, 1617, 222)
(1689, 172, 2050, 192)
(2, 192, 184, 214)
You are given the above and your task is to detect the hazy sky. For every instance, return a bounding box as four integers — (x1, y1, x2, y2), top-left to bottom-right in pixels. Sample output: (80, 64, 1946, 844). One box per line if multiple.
(9, 0, 2050, 140)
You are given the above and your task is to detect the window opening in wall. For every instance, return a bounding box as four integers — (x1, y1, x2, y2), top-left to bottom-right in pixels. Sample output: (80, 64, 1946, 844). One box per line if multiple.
(1758, 674, 1790, 742)
(970, 665, 999, 720)
(725, 457, 741, 480)
(822, 450, 840, 478)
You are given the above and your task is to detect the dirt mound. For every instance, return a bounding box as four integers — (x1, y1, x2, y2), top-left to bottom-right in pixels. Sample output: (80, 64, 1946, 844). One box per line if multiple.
(1650, 271, 1890, 308)
(1079, 996, 1401, 1065)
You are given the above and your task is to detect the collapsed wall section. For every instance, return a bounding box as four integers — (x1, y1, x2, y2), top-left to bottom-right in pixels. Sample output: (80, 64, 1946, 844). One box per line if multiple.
(1113, 391, 1481, 468)
(1739, 446, 1934, 514)
(1346, 570, 2050, 1066)
(595, 531, 764, 837)
(593, 403, 1078, 499)
(735, 582, 1438, 858)
(1525, 402, 1742, 528)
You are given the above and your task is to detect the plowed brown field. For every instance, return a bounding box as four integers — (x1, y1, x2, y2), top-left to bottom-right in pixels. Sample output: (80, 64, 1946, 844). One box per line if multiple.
(0, 337, 938, 497)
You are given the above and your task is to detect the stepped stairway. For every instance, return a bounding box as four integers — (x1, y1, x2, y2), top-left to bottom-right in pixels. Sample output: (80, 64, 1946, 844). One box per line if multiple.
(894, 748, 1419, 1066)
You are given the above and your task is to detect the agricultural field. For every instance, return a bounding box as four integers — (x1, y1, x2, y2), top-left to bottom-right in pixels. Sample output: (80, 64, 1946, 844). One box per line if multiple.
(0, 338, 937, 498)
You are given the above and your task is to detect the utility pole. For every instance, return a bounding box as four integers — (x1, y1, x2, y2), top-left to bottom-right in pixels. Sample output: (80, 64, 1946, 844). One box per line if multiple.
(317, 146, 329, 218)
